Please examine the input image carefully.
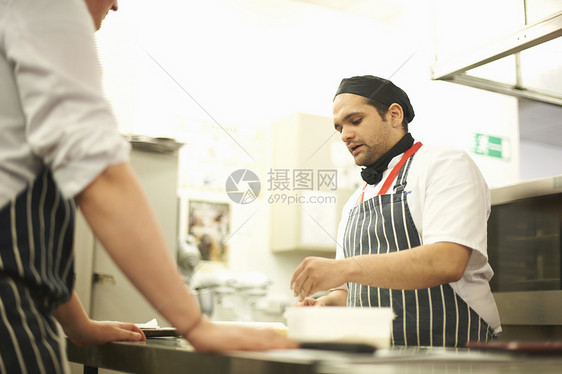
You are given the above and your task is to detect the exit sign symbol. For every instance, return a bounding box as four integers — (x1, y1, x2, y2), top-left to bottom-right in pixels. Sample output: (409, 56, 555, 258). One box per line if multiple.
(473, 133, 510, 160)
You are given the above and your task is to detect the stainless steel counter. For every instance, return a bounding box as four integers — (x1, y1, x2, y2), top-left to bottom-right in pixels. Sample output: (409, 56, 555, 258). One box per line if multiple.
(67, 338, 562, 374)
(67, 337, 314, 374)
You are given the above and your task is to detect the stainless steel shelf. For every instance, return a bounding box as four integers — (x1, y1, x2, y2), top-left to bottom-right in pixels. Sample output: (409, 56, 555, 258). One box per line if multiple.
(490, 175, 562, 205)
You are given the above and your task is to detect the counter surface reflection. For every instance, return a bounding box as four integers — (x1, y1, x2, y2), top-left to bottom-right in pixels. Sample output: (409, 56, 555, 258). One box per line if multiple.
(67, 337, 562, 374)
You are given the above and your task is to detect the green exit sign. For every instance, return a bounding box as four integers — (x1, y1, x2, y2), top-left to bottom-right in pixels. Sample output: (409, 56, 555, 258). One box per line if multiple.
(473, 133, 510, 160)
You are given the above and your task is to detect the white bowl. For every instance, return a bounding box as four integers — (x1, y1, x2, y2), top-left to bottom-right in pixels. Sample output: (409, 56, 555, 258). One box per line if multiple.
(285, 307, 394, 348)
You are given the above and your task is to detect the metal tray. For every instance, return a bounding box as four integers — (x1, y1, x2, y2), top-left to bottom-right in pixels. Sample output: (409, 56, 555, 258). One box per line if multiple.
(141, 327, 180, 338)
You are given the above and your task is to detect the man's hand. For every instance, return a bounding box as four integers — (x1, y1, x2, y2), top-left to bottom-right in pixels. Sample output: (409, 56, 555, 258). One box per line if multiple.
(293, 297, 326, 307)
(291, 257, 348, 300)
(65, 320, 146, 347)
(54, 292, 145, 347)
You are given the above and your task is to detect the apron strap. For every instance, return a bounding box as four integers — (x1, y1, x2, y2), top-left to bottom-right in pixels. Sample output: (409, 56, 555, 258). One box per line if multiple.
(358, 142, 423, 204)
(377, 142, 422, 195)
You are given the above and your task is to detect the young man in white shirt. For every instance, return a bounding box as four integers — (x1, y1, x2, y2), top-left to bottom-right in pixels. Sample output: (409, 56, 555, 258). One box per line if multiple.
(291, 75, 501, 347)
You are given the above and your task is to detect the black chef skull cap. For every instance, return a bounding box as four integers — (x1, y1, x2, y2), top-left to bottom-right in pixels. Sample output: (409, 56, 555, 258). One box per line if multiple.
(334, 75, 415, 124)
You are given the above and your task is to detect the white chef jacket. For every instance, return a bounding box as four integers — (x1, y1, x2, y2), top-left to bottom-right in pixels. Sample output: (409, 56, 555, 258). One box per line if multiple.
(335, 145, 502, 333)
(0, 0, 130, 208)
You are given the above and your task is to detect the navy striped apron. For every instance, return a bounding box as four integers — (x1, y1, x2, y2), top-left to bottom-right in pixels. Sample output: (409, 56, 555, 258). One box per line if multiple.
(0, 168, 75, 373)
(343, 150, 495, 347)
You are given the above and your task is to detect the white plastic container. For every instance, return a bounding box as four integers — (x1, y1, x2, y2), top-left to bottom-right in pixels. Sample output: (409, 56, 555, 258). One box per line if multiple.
(285, 307, 395, 348)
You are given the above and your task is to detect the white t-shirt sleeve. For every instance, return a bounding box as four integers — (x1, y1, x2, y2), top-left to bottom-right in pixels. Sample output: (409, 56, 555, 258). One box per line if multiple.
(7, 0, 130, 198)
(418, 148, 490, 266)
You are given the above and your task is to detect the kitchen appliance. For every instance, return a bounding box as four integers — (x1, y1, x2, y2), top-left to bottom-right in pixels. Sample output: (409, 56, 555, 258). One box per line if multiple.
(177, 235, 201, 279)
(190, 270, 271, 322)
(488, 175, 562, 340)
(83, 147, 179, 326)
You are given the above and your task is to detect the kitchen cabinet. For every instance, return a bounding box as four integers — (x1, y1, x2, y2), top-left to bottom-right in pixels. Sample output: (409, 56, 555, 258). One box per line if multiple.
(269, 112, 354, 254)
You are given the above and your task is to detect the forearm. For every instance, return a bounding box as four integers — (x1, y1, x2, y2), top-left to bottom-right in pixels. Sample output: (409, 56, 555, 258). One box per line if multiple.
(76, 163, 201, 335)
(342, 242, 471, 290)
(54, 291, 146, 346)
(53, 292, 90, 335)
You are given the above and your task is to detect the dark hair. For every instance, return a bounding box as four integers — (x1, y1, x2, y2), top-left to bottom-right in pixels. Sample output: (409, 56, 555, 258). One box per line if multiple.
(364, 98, 409, 132)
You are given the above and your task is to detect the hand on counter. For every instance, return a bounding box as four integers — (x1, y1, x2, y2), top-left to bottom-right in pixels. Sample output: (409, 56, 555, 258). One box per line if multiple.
(185, 317, 298, 352)
(65, 320, 146, 347)
(54, 291, 146, 347)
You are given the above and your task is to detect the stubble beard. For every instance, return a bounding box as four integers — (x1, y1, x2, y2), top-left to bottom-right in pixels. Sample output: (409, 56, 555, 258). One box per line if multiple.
(354, 145, 376, 167)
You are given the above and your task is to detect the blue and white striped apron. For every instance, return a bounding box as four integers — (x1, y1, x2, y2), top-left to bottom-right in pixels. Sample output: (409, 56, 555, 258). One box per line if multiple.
(343, 150, 495, 347)
(0, 168, 75, 373)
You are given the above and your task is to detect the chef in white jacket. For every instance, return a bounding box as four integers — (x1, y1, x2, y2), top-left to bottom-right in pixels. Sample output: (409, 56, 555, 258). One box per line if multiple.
(291, 75, 501, 347)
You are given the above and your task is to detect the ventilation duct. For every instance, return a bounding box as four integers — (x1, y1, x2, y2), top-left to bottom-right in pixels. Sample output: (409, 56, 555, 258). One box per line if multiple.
(432, 2, 562, 107)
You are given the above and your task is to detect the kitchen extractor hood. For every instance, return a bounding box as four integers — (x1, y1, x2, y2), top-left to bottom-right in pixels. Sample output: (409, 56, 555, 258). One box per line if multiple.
(431, 4, 562, 107)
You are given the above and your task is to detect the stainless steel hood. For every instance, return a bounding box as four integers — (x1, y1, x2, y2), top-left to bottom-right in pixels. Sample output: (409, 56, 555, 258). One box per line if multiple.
(431, 4, 562, 107)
